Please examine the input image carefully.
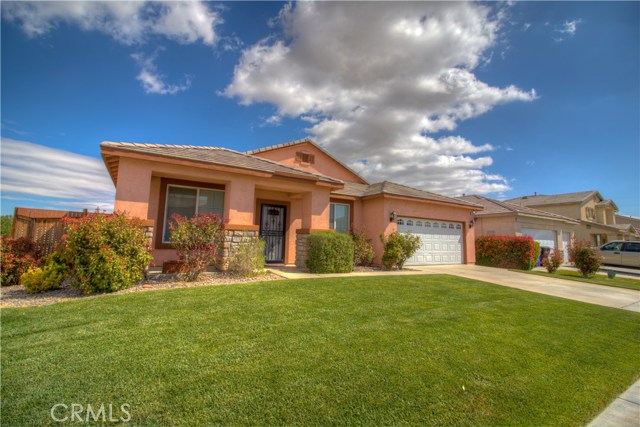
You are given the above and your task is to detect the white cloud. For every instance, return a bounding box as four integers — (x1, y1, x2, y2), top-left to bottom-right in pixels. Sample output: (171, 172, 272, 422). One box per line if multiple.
(132, 52, 191, 95)
(1, 1, 221, 45)
(225, 2, 536, 196)
(0, 138, 115, 210)
(554, 19, 581, 41)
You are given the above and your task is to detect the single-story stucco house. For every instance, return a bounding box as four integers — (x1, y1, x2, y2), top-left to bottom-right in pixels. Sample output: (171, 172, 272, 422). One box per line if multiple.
(457, 195, 579, 263)
(100, 139, 482, 269)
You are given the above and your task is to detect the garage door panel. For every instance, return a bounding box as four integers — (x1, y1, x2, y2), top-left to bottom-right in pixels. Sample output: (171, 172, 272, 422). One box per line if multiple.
(398, 217, 464, 266)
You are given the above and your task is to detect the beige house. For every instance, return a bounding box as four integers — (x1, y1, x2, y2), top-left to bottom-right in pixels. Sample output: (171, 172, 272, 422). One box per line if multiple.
(458, 195, 579, 263)
(507, 191, 635, 246)
(614, 214, 640, 240)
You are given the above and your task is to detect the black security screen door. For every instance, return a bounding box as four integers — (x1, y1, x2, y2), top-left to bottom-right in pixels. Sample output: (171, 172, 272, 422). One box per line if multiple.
(260, 204, 286, 263)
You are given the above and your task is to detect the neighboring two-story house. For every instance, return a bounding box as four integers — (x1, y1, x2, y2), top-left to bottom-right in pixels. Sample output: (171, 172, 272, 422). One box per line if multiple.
(507, 191, 634, 246)
(101, 138, 482, 269)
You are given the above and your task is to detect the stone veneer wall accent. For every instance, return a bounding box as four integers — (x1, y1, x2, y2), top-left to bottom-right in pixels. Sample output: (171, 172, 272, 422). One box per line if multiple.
(221, 228, 260, 270)
(295, 233, 310, 268)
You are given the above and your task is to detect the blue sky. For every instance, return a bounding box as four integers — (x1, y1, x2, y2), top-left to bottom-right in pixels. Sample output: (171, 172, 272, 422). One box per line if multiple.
(1, 1, 638, 216)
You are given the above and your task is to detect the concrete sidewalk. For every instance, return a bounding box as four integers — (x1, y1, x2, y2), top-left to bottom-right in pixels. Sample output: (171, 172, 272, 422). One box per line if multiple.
(587, 378, 640, 427)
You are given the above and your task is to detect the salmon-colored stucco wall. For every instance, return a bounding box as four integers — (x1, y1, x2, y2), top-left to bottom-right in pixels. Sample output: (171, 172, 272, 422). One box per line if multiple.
(253, 143, 366, 184)
(359, 196, 477, 265)
(113, 156, 333, 265)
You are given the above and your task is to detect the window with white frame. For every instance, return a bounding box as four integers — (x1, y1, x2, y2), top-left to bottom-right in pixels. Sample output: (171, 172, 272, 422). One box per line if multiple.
(329, 202, 350, 234)
(163, 185, 224, 243)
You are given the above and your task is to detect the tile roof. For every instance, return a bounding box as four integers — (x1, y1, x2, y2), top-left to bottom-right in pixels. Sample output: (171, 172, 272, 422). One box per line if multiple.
(506, 190, 601, 206)
(615, 214, 640, 229)
(457, 195, 579, 223)
(333, 181, 481, 208)
(245, 138, 369, 184)
(100, 141, 343, 185)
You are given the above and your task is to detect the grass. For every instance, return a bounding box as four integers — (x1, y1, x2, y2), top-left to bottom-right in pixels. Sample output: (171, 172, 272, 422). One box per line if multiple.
(2, 275, 639, 426)
(517, 269, 640, 291)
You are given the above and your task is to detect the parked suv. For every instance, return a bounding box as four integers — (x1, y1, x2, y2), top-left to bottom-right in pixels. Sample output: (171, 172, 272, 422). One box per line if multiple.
(597, 241, 640, 268)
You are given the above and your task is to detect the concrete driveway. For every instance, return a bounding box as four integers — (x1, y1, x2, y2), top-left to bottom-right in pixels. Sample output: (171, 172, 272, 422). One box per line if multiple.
(417, 264, 640, 312)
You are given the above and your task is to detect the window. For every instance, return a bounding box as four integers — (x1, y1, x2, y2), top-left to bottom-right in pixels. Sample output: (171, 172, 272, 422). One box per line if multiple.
(407, 220, 414, 226)
(397, 219, 404, 225)
(434, 223, 439, 228)
(586, 207, 595, 220)
(441, 223, 447, 228)
(623, 242, 640, 253)
(416, 221, 422, 227)
(329, 203, 350, 234)
(163, 185, 224, 243)
(296, 151, 315, 164)
(425, 222, 431, 227)
(456, 224, 462, 230)
(601, 242, 622, 251)
(449, 224, 454, 229)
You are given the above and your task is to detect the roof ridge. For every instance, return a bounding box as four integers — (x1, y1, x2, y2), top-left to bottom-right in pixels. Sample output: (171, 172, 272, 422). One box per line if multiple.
(101, 141, 224, 150)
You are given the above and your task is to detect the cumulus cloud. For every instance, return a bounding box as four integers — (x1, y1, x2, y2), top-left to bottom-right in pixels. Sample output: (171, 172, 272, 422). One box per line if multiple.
(0, 138, 115, 210)
(225, 2, 536, 196)
(1, 1, 220, 45)
(132, 52, 191, 95)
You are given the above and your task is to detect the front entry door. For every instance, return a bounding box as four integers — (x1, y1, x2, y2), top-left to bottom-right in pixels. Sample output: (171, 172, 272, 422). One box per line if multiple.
(260, 204, 286, 263)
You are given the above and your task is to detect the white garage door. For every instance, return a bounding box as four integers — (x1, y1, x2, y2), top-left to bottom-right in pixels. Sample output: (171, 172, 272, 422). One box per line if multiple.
(397, 218, 464, 265)
(521, 228, 557, 251)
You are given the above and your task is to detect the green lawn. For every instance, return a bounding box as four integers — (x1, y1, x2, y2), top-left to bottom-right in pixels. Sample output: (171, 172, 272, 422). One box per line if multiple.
(518, 269, 640, 291)
(2, 275, 639, 426)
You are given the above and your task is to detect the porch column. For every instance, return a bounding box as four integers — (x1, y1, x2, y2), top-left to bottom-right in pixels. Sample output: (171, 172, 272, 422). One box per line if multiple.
(114, 157, 152, 219)
(225, 177, 255, 226)
(301, 188, 331, 231)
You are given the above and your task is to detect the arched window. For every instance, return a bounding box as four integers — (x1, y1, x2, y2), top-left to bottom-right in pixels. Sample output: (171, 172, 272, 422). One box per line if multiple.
(407, 220, 414, 226)
(397, 219, 404, 225)
(425, 222, 431, 227)
(416, 221, 422, 227)
(456, 224, 462, 230)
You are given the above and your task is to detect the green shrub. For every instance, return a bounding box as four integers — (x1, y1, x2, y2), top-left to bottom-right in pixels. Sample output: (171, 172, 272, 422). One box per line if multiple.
(21, 257, 67, 294)
(228, 237, 266, 277)
(169, 213, 226, 281)
(542, 248, 564, 273)
(0, 215, 13, 237)
(352, 230, 375, 267)
(476, 236, 537, 270)
(1, 237, 41, 286)
(379, 232, 421, 270)
(65, 212, 153, 294)
(568, 239, 602, 277)
(306, 232, 354, 274)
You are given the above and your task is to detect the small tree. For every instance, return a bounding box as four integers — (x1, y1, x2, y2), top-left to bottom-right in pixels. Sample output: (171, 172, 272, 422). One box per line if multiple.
(352, 229, 375, 267)
(380, 232, 421, 270)
(568, 239, 602, 277)
(542, 249, 564, 273)
(0, 237, 41, 286)
(0, 215, 13, 237)
(169, 213, 225, 281)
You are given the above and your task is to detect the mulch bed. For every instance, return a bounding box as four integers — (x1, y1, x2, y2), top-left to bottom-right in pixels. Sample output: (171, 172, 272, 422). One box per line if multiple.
(0, 272, 284, 308)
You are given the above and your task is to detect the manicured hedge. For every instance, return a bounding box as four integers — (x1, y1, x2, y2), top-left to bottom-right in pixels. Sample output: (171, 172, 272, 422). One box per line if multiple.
(306, 232, 354, 274)
(476, 235, 537, 270)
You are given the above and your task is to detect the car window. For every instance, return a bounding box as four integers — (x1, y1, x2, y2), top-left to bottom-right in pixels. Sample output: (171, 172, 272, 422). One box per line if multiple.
(601, 242, 622, 251)
(622, 242, 640, 253)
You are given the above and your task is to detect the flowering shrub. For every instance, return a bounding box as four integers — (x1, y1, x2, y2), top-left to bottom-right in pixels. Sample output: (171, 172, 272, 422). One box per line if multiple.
(542, 248, 564, 273)
(65, 212, 153, 294)
(568, 239, 602, 277)
(0, 237, 41, 286)
(306, 232, 354, 273)
(380, 232, 421, 270)
(169, 213, 225, 281)
(476, 236, 537, 270)
(228, 237, 266, 277)
(352, 229, 375, 267)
